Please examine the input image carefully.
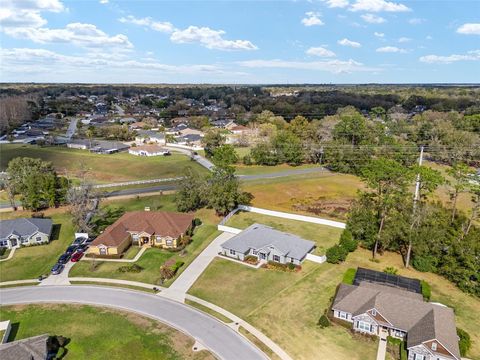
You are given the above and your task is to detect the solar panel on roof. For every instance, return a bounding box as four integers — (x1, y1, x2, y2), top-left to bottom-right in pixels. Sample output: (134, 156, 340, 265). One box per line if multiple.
(353, 267, 421, 294)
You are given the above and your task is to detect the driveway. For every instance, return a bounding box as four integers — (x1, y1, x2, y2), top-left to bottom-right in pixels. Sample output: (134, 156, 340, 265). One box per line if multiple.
(0, 286, 267, 360)
(162, 232, 235, 301)
(39, 261, 75, 286)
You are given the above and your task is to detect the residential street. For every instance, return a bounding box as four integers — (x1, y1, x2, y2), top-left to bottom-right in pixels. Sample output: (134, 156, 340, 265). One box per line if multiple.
(0, 285, 268, 360)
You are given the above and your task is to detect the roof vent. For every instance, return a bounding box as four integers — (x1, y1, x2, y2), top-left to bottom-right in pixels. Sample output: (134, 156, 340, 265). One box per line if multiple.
(144, 207, 150, 212)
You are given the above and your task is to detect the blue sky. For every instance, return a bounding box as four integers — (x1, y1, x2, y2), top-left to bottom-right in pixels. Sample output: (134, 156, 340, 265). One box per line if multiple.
(1, 0, 479, 83)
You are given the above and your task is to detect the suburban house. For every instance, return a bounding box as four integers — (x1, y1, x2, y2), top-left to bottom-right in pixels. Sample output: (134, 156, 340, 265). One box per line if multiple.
(175, 134, 203, 146)
(67, 139, 129, 154)
(230, 124, 250, 135)
(0, 334, 50, 360)
(135, 130, 165, 145)
(0, 218, 53, 249)
(88, 211, 194, 256)
(331, 269, 461, 360)
(220, 224, 315, 265)
(128, 145, 170, 157)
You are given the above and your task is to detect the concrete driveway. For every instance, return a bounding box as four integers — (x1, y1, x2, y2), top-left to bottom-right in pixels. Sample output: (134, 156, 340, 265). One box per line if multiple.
(0, 285, 268, 360)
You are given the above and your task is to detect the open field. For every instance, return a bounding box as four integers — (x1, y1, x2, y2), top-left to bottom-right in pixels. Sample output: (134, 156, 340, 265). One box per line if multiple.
(69, 194, 221, 286)
(235, 163, 321, 176)
(225, 211, 343, 254)
(0, 213, 74, 282)
(189, 249, 480, 360)
(0, 144, 207, 183)
(0, 304, 213, 360)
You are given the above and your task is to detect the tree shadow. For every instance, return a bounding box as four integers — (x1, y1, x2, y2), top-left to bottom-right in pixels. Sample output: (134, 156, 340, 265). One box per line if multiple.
(7, 322, 20, 341)
(50, 224, 62, 241)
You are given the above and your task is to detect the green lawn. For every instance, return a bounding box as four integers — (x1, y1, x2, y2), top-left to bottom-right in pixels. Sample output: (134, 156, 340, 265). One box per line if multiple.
(189, 249, 480, 360)
(69, 194, 221, 286)
(0, 304, 213, 360)
(235, 163, 321, 176)
(0, 144, 207, 183)
(0, 213, 74, 282)
(225, 211, 343, 254)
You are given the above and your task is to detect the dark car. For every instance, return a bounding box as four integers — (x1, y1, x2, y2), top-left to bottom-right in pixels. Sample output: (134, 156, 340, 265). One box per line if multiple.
(76, 244, 89, 252)
(65, 245, 79, 255)
(51, 263, 64, 275)
(70, 251, 84, 262)
(73, 237, 87, 245)
(57, 253, 71, 264)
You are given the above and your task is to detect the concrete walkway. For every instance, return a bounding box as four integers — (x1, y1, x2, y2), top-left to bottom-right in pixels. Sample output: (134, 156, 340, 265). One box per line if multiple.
(80, 247, 147, 263)
(0, 279, 39, 286)
(0, 247, 16, 262)
(376, 330, 388, 360)
(70, 277, 163, 290)
(161, 232, 235, 302)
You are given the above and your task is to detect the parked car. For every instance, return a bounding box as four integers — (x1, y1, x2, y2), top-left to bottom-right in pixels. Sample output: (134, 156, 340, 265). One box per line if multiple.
(73, 236, 88, 245)
(70, 251, 84, 262)
(76, 244, 89, 252)
(65, 245, 79, 255)
(57, 253, 70, 264)
(51, 263, 64, 275)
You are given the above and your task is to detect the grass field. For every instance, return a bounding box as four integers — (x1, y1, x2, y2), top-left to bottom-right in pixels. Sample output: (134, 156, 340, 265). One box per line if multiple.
(0, 304, 213, 360)
(0, 144, 207, 183)
(0, 213, 74, 282)
(235, 163, 321, 176)
(189, 249, 480, 360)
(69, 194, 221, 286)
(225, 211, 343, 254)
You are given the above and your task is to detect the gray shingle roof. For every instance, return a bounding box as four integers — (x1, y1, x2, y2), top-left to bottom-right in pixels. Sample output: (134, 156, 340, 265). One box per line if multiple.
(0, 334, 49, 360)
(0, 218, 53, 240)
(332, 281, 460, 359)
(221, 223, 315, 260)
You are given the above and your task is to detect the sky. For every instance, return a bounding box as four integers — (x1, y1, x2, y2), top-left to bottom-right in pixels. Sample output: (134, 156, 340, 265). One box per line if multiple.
(0, 0, 479, 84)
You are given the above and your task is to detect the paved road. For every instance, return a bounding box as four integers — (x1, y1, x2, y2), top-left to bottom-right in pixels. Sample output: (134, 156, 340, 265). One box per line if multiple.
(66, 118, 78, 139)
(0, 286, 268, 360)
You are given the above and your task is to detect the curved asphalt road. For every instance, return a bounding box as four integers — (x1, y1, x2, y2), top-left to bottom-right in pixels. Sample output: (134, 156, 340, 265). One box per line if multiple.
(0, 285, 268, 360)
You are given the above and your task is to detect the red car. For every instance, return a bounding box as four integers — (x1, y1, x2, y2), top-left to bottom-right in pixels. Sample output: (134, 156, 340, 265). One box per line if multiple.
(70, 251, 84, 262)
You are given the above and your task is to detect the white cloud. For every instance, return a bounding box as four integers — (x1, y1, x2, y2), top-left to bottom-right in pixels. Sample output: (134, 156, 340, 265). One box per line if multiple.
(398, 37, 411, 43)
(324, 0, 349, 8)
(350, 0, 411, 12)
(238, 59, 377, 74)
(170, 26, 257, 51)
(301, 12, 324, 26)
(100, 0, 109, 3)
(306, 46, 336, 57)
(419, 50, 480, 64)
(0, 0, 65, 28)
(457, 23, 480, 35)
(4, 23, 133, 48)
(376, 46, 407, 53)
(338, 38, 361, 47)
(361, 13, 386, 23)
(118, 15, 174, 33)
(408, 18, 425, 25)
(374, 32, 385, 37)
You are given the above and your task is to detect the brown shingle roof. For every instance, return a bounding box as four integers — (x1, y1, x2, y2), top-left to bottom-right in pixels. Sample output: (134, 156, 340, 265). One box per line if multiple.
(0, 334, 49, 360)
(91, 211, 194, 247)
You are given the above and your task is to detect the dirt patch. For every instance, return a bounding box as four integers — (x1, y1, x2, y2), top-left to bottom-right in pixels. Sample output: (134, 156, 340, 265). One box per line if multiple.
(292, 197, 352, 220)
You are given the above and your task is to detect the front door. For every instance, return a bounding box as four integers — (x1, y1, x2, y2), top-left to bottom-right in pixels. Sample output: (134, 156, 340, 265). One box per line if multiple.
(259, 253, 267, 260)
(10, 238, 18, 247)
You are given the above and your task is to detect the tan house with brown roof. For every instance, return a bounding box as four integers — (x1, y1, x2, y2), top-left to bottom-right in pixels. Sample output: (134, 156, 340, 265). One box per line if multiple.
(332, 281, 461, 360)
(88, 211, 194, 256)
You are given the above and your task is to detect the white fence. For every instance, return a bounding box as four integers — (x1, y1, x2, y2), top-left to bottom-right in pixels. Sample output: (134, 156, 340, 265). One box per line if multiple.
(217, 225, 242, 234)
(91, 177, 183, 189)
(237, 205, 346, 229)
(166, 143, 203, 151)
(306, 253, 327, 264)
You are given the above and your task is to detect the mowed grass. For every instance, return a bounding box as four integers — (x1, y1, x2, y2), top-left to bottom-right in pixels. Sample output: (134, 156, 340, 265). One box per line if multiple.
(0, 212, 74, 282)
(225, 211, 343, 254)
(0, 304, 214, 360)
(235, 163, 321, 176)
(189, 249, 480, 360)
(69, 194, 222, 286)
(0, 144, 207, 183)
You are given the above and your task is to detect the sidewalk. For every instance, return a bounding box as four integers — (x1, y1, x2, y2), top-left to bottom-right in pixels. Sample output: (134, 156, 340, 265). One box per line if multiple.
(161, 232, 235, 302)
(0, 247, 16, 263)
(376, 330, 388, 360)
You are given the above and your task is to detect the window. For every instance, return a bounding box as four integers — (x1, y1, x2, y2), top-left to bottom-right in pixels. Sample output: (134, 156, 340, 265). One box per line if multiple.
(357, 321, 371, 332)
(156, 236, 162, 242)
(290, 257, 295, 263)
(273, 255, 280, 262)
(252, 250, 258, 255)
(166, 239, 173, 246)
(339, 312, 348, 319)
(431, 342, 437, 351)
(0, 240, 7, 247)
(21, 237, 28, 243)
(414, 355, 425, 360)
(371, 309, 377, 316)
(229, 249, 236, 255)
(36, 236, 42, 242)
(132, 234, 139, 241)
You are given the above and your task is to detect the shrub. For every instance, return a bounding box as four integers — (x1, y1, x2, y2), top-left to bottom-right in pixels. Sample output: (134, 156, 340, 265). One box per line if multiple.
(243, 154, 253, 165)
(339, 229, 357, 252)
(457, 328, 471, 357)
(287, 262, 296, 271)
(317, 314, 330, 328)
(421, 280, 431, 301)
(342, 268, 356, 285)
(118, 264, 144, 273)
(383, 266, 398, 275)
(412, 255, 437, 272)
(244, 255, 259, 265)
(326, 244, 348, 264)
(193, 218, 202, 226)
(0, 247, 6, 257)
(172, 260, 184, 273)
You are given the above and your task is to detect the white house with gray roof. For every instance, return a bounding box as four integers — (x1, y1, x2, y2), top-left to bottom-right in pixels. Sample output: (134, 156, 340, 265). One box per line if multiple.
(220, 224, 315, 265)
(332, 281, 461, 360)
(0, 218, 53, 249)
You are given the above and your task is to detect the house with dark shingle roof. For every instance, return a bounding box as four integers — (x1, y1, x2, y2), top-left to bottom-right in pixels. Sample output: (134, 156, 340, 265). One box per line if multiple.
(220, 224, 315, 265)
(331, 275, 461, 360)
(0, 334, 49, 360)
(88, 211, 194, 256)
(0, 218, 53, 249)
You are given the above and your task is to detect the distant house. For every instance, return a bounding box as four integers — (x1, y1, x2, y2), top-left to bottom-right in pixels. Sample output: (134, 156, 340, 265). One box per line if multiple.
(0, 218, 53, 249)
(0, 334, 50, 360)
(220, 224, 315, 265)
(135, 130, 165, 145)
(88, 211, 194, 256)
(230, 125, 249, 135)
(332, 270, 461, 360)
(211, 119, 235, 128)
(175, 134, 202, 146)
(166, 123, 188, 134)
(67, 139, 129, 154)
(129, 145, 170, 157)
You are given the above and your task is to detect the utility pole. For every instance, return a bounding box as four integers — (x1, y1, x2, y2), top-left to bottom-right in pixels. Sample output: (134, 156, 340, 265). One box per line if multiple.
(406, 145, 424, 268)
